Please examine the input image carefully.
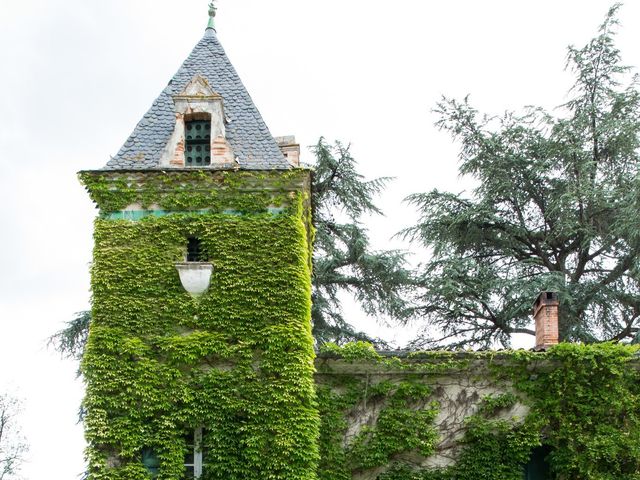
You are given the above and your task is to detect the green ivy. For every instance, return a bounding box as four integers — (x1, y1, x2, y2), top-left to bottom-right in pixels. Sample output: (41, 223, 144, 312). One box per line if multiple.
(79, 170, 309, 214)
(316, 377, 438, 480)
(82, 171, 318, 480)
(316, 343, 640, 480)
(81, 170, 640, 480)
(347, 381, 438, 471)
(476, 392, 518, 417)
(319, 341, 381, 361)
(513, 343, 640, 479)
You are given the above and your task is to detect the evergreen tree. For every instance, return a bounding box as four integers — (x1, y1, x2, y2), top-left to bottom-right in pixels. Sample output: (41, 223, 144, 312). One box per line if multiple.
(48, 311, 90, 363)
(403, 5, 640, 348)
(51, 139, 411, 359)
(311, 138, 411, 345)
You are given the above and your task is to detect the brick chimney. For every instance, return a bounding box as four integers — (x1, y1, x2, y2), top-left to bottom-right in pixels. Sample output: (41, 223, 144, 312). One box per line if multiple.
(533, 292, 559, 350)
(276, 136, 300, 167)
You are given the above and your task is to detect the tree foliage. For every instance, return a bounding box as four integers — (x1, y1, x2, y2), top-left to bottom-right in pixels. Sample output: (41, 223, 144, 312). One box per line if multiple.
(0, 394, 28, 480)
(48, 311, 91, 362)
(403, 4, 640, 348)
(311, 138, 411, 345)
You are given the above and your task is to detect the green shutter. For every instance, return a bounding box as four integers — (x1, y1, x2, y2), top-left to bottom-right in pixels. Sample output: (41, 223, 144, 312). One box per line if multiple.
(185, 120, 211, 166)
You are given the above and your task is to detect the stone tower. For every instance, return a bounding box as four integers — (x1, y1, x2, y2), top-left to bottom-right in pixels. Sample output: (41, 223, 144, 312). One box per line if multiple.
(79, 6, 317, 479)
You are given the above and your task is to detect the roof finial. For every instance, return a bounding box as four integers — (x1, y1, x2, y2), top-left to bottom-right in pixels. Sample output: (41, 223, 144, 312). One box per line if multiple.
(207, 1, 217, 31)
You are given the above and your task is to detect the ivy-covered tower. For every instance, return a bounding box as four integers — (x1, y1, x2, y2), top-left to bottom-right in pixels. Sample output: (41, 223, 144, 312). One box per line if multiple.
(79, 5, 317, 479)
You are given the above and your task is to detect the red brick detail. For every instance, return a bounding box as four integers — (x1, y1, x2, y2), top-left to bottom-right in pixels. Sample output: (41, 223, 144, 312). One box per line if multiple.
(281, 145, 300, 166)
(276, 137, 301, 167)
(171, 139, 185, 167)
(533, 292, 559, 350)
(170, 113, 186, 167)
(211, 135, 234, 164)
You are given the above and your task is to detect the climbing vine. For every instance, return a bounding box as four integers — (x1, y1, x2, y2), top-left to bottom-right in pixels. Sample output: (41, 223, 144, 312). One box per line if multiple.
(81, 170, 640, 480)
(316, 343, 640, 480)
(82, 170, 318, 480)
(79, 170, 309, 213)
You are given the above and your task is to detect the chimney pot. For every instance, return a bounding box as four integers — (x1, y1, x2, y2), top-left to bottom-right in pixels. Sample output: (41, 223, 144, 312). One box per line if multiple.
(533, 291, 559, 350)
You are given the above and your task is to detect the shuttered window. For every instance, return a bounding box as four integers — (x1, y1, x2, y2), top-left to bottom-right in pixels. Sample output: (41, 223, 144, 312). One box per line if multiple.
(185, 120, 211, 166)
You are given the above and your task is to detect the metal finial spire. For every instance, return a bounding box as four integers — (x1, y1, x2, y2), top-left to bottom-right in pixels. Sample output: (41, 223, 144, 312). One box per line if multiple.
(207, 1, 217, 31)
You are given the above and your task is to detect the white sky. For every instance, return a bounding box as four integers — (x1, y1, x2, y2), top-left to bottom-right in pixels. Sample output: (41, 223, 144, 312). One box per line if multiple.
(1, 1, 640, 478)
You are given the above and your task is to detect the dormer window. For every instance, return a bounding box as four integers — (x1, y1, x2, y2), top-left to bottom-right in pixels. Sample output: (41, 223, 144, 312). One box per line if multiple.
(185, 119, 211, 166)
(162, 75, 234, 168)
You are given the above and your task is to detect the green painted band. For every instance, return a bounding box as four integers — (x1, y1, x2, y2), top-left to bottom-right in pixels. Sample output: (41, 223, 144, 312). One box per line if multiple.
(102, 208, 285, 220)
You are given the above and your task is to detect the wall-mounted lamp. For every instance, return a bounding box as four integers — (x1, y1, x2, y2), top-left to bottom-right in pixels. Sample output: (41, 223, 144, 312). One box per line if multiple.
(175, 262, 213, 297)
(175, 237, 212, 297)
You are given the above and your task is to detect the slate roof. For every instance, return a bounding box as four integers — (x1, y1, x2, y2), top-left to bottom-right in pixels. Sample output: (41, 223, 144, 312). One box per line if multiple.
(104, 28, 290, 170)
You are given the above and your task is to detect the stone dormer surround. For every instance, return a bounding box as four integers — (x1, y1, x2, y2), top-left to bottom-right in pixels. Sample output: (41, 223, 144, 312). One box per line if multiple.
(159, 74, 235, 167)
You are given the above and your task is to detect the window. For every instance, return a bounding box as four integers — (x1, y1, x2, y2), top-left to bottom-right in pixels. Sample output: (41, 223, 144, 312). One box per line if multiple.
(523, 446, 552, 480)
(142, 447, 160, 477)
(185, 119, 211, 166)
(141, 429, 208, 479)
(183, 428, 208, 479)
(186, 237, 205, 262)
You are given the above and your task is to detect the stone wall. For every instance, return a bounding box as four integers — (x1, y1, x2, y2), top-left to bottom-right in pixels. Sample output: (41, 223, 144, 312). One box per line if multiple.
(314, 346, 640, 480)
(315, 354, 527, 479)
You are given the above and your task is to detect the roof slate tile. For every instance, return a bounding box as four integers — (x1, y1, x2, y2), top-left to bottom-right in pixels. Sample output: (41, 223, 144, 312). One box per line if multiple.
(104, 28, 289, 171)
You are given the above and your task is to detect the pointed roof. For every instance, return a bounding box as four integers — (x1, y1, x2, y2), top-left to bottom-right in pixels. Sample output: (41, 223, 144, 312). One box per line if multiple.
(104, 28, 290, 170)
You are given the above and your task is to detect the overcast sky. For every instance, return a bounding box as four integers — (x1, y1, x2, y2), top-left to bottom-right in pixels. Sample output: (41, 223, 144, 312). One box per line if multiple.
(2, 1, 640, 478)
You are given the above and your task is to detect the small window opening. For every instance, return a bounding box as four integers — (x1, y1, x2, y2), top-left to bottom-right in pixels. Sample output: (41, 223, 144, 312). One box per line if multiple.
(187, 237, 205, 262)
(185, 119, 211, 167)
